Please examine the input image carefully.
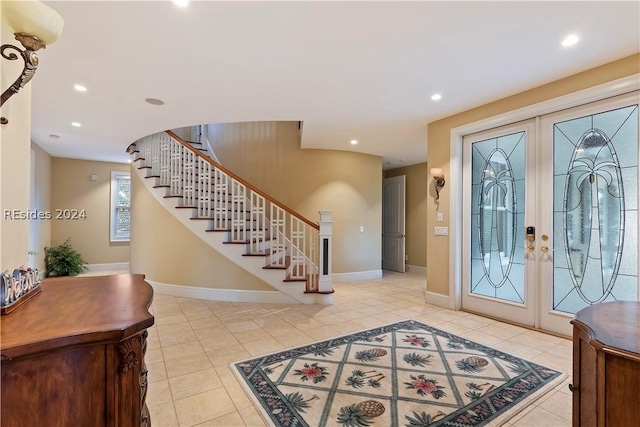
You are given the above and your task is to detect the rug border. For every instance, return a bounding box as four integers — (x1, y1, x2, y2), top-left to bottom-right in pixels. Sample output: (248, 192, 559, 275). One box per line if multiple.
(486, 370, 567, 426)
(230, 319, 567, 427)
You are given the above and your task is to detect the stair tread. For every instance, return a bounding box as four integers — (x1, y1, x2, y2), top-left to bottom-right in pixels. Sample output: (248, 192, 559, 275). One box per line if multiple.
(304, 289, 335, 295)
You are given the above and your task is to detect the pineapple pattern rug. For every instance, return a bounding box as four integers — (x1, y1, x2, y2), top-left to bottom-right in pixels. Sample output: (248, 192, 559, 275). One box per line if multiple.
(232, 319, 565, 427)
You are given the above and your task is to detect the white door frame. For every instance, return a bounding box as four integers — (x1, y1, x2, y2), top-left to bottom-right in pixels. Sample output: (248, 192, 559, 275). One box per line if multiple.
(448, 74, 640, 312)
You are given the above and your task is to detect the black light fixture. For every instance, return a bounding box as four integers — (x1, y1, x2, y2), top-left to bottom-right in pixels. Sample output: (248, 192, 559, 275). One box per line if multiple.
(1, 1, 64, 125)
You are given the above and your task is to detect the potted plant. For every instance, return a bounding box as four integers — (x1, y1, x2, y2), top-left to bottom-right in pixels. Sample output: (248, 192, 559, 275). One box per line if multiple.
(44, 238, 87, 277)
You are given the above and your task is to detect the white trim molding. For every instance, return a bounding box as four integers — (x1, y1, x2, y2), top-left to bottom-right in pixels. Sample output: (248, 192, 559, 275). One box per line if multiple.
(406, 265, 427, 275)
(449, 74, 640, 313)
(83, 262, 130, 273)
(425, 290, 450, 309)
(332, 269, 383, 283)
(146, 279, 300, 304)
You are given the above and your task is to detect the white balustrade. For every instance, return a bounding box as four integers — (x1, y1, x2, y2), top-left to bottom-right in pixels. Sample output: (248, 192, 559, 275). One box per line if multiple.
(270, 205, 286, 267)
(131, 131, 330, 294)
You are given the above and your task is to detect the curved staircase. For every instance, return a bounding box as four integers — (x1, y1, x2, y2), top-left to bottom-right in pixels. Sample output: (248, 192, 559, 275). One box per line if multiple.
(128, 131, 333, 304)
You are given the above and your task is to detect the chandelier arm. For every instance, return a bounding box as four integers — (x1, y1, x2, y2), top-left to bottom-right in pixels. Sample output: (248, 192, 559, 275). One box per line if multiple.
(1, 43, 40, 125)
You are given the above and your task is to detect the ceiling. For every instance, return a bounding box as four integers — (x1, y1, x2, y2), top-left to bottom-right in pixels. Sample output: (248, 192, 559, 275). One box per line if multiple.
(22, 1, 640, 168)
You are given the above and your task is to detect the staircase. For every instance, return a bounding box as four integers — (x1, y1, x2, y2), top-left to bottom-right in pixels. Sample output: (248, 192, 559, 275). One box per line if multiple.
(127, 130, 333, 304)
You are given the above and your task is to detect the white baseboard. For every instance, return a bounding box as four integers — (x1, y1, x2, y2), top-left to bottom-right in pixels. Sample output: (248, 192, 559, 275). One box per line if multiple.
(84, 262, 130, 272)
(425, 290, 450, 309)
(146, 280, 300, 304)
(332, 269, 383, 283)
(406, 265, 427, 275)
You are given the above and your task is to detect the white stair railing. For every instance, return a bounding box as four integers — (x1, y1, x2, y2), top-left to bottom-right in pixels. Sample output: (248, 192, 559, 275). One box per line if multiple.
(190, 124, 222, 164)
(129, 131, 331, 294)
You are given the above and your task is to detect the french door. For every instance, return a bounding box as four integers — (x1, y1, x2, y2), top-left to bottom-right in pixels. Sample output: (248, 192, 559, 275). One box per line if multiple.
(461, 92, 639, 336)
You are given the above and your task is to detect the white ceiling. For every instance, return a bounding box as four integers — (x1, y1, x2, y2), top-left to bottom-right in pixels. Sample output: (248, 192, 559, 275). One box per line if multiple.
(24, 1, 640, 168)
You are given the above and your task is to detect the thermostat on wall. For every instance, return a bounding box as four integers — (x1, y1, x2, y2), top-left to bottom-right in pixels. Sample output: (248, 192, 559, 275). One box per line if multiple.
(90, 174, 98, 181)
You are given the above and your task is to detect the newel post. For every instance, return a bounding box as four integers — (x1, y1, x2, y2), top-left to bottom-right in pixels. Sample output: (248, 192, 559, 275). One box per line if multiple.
(318, 210, 333, 293)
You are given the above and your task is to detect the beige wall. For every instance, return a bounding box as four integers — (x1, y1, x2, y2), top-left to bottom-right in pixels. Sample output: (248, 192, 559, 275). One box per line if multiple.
(51, 158, 130, 264)
(208, 121, 382, 274)
(1, 20, 31, 270)
(129, 172, 273, 290)
(384, 162, 428, 269)
(170, 126, 191, 141)
(426, 53, 640, 296)
(30, 143, 52, 271)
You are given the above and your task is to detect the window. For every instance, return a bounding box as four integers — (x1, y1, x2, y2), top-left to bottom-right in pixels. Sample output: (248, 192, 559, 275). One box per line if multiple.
(110, 171, 131, 242)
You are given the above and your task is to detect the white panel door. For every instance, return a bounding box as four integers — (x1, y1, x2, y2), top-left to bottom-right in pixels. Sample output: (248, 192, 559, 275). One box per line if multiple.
(382, 175, 406, 272)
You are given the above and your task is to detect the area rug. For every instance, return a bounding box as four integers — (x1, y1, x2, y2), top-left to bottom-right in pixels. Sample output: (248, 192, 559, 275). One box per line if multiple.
(232, 319, 565, 427)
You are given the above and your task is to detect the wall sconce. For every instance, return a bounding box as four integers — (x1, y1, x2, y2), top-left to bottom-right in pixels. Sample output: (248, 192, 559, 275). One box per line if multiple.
(1, 1, 64, 125)
(430, 168, 445, 200)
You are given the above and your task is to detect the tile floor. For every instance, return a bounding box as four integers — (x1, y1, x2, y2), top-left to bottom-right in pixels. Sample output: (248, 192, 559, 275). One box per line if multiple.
(144, 271, 573, 426)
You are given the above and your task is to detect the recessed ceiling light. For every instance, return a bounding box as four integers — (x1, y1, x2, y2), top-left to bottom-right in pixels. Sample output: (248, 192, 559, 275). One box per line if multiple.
(145, 98, 165, 106)
(49, 134, 60, 139)
(172, 0, 189, 7)
(350, 139, 358, 145)
(72, 122, 81, 127)
(431, 93, 442, 101)
(74, 84, 87, 92)
(562, 34, 579, 47)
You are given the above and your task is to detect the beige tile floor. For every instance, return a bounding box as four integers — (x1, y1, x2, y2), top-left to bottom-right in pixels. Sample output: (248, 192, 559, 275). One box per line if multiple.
(144, 271, 573, 427)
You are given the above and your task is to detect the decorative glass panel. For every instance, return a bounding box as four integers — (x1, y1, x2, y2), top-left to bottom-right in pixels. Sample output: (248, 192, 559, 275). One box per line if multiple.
(471, 132, 525, 303)
(553, 105, 638, 314)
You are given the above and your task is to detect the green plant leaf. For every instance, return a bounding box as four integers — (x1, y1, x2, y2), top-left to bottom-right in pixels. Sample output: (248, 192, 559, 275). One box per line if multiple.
(44, 238, 87, 277)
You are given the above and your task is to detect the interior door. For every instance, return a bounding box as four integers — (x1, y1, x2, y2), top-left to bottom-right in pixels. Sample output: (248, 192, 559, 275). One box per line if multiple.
(462, 121, 537, 326)
(382, 175, 406, 272)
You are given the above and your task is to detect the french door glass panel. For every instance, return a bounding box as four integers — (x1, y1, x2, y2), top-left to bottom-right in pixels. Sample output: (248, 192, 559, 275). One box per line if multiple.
(551, 103, 638, 315)
(471, 132, 526, 303)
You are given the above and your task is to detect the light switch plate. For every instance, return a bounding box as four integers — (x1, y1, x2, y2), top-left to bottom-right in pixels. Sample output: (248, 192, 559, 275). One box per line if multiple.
(434, 226, 449, 236)
(437, 213, 443, 222)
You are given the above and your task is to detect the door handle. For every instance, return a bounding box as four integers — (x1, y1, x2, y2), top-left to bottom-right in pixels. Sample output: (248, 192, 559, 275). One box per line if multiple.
(540, 246, 549, 254)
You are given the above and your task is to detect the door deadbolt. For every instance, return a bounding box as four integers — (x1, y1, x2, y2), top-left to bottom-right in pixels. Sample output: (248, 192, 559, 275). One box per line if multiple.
(525, 226, 536, 252)
(526, 226, 535, 242)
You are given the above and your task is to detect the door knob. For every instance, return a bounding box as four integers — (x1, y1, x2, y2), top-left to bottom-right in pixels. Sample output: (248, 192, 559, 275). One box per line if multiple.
(541, 246, 549, 253)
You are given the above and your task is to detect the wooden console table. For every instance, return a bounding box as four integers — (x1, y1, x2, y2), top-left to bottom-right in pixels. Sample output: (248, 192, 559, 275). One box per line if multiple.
(570, 301, 640, 426)
(0, 274, 154, 427)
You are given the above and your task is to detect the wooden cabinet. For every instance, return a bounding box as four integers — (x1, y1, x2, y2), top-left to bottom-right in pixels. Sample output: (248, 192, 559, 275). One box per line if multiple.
(571, 301, 640, 427)
(0, 274, 154, 427)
